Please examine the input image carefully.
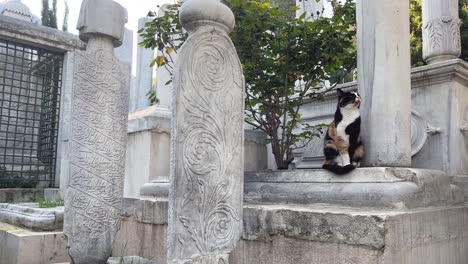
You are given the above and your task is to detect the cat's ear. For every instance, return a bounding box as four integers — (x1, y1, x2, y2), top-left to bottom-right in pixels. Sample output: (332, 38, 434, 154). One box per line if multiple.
(337, 88, 344, 98)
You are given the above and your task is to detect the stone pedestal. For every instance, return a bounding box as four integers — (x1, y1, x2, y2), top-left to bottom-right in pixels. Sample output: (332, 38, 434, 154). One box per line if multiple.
(168, 0, 244, 262)
(357, 0, 412, 167)
(422, 0, 461, 64)
(125, 106, 171, 198)
(63, 0, 130, 263)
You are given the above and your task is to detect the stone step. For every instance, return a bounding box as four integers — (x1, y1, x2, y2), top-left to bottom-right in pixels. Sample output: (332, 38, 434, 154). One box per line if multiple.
(0, 222, 69, 264)
(113, 197, 468, 264)
(244, 168, 464, 209)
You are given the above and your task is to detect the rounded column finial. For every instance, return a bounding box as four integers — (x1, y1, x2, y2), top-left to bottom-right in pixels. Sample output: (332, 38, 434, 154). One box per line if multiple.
(179, 0, 235, 33)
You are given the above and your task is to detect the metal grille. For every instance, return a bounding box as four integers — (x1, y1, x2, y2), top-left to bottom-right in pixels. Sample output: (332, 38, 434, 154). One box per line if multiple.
(0, 39, 63, 188)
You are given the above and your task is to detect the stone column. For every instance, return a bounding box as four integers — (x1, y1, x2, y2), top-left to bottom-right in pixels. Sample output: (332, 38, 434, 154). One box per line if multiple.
(422, 0, 461, 64)
(63, 0, 130, 263)
(356, 0, 412, 167)
(135, 17, 155, 110)
(168, 0, 244, 263)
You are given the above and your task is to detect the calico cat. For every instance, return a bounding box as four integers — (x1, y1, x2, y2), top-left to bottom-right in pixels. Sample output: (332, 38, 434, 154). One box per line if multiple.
(323, 88, 364, 175)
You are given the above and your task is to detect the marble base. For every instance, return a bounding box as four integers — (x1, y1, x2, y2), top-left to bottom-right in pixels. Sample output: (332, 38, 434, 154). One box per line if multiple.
(244, 168, 464, 209)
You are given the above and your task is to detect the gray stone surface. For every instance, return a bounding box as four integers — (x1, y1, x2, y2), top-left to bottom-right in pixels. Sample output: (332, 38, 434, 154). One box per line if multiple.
(112, 198, 468, 264)
(168, 0, 244, 262)
(77, 0, 128, 47)
(231, 204, 468, 264)
(127, 106, 172, 134)
(0, 203, 63, 231)
(422, 0, 461, 64)
(63, 1, 130, 263)
(112, 198, 167, 264)
(411, 59, 468, 177)
(244, 168, 463, 209)
(0, 222, 70, 264)
(357, 0, 412, 167)
(0, 14, 85, 52)
(140, 177, 170, 198)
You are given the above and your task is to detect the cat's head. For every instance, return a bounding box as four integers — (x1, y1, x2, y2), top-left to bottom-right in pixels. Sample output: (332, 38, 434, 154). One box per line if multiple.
(337, 88, 361, 109)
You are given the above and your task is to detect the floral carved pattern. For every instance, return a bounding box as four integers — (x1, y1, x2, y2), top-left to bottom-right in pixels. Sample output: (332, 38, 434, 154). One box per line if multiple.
(423, 16, 461, 58)
(171, 26, 244, 261)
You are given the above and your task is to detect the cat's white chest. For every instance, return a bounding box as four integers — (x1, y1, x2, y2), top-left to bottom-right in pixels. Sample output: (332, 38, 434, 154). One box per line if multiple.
(336, 108, 360, 144)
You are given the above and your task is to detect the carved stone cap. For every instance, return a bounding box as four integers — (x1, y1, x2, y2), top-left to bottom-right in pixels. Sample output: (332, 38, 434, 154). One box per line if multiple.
(77, 0, 128, 47)
(180, 0, 235, 33)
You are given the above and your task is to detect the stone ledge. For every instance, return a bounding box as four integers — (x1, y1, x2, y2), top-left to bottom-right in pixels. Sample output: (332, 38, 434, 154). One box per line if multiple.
(0, 222, 70, 264)
(0, 15, 86, 52)
(0, 203, 63, 231)
(115, 198, 468, 264)
(127, 106, 172, 134)
(244, 168, 464, 209)
(121, 197, 168, 225)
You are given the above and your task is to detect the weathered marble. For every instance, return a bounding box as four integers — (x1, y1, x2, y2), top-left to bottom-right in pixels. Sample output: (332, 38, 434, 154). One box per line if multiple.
(63, 1, 130, 263)
(356, 0, 412, 167)
(77, 0, 128, 47)
(168, 0, 244, 263)
(244, 168, 463, 209)
(422, 0, 461, 64)
(0, 203, 63, 231)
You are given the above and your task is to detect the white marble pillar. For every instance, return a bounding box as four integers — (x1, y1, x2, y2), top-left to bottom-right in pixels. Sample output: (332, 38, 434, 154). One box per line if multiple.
(135, 17, 155, 110)
(296, 0, 324, 21)
(63, 0, 130, 263)
(168, 0, 244, 263)
(422, 0, 461, 64)
(357, 0, 412, 167)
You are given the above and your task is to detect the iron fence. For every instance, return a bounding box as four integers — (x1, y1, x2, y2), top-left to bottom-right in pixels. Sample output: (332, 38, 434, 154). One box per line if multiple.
(0, 39, 63, 188)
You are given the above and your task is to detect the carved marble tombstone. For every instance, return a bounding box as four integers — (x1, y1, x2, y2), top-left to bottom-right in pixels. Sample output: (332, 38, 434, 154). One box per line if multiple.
(63, 0, 130, 263)
(168, 0, 245, 263)
(422, 0, 461, 64)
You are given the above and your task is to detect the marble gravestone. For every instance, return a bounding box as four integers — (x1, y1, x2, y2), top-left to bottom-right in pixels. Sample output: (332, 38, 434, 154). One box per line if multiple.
(63, 0, 130, 263)
(168, 0, 245, 263)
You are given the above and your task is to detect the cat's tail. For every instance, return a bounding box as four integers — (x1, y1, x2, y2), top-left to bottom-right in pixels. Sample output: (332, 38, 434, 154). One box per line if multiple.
(322, 164, 356, 175)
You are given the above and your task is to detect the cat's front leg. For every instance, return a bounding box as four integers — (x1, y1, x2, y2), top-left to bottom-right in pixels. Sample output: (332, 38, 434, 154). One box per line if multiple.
(341, 153, 351, 166)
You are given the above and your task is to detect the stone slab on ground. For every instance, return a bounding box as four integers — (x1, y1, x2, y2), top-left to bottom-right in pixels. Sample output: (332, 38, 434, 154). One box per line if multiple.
(0, 222, 70, 264)
(0, 203, 63, 231)
(113, 198, 468, 264)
